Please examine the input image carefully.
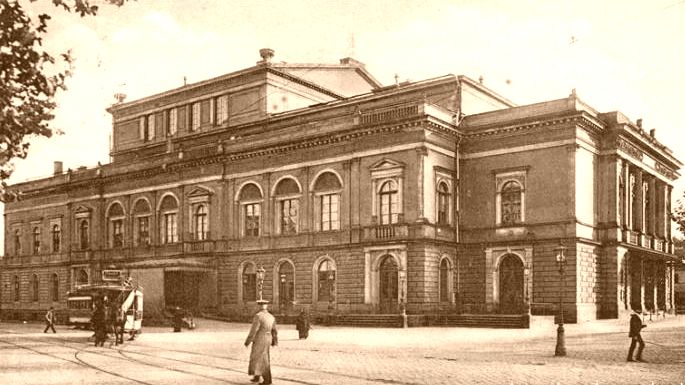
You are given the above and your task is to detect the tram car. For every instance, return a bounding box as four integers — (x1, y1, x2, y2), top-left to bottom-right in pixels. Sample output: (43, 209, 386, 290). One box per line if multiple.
(67, 283, 144, 334)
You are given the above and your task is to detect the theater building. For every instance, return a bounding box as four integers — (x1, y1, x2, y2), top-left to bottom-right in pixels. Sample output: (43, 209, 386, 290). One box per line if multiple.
(1, 49, 681, 324)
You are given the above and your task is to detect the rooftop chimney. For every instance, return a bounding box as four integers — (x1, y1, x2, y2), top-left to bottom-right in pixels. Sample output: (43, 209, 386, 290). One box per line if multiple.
(478, 75, 484, 84)
(650, 128, 656, 138)
(258, 48, 275, 64)
(53, 161, 63, 175)
(636, 118, 642, 128)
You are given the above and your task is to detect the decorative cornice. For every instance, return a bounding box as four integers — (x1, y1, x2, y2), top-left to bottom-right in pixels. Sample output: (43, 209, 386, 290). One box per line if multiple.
(616, 138, 643, 161)
(655, 162, 678, 181)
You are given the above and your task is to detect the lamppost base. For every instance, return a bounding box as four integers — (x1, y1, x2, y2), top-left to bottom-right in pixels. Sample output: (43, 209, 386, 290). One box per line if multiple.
(555, 323, 566, 356)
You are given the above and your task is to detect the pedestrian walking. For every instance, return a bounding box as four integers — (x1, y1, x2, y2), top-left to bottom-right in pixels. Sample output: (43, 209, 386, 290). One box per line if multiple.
(295, 309, 310, 339)
(43, 307, 56, 333)
(627, 310, 646, 362)
(244, 299, 278, 385)
(92, 298, 109, 347)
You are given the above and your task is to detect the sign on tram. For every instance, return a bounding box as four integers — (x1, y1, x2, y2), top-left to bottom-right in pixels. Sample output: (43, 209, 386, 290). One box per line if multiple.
(102, 269, 123, 282)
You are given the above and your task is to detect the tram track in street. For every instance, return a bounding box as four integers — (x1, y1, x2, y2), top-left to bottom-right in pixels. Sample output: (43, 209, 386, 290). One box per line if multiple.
(0, 328, 418, 385)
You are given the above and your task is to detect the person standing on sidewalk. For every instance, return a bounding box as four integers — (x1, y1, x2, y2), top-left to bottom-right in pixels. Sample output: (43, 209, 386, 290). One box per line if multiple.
(627, 310, 646, 362)
(43, 307, 56, 333)
(295, 310, 310, 339)
(244, 299, 278, 385)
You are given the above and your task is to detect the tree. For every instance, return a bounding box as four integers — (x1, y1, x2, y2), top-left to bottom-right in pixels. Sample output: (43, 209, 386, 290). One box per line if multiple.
(673, 197, 685, 237)
(0, 0, 124, 201)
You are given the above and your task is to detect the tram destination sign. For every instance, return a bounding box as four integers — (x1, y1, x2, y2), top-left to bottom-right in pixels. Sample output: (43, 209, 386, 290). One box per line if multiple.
(102, 269, 123, 282)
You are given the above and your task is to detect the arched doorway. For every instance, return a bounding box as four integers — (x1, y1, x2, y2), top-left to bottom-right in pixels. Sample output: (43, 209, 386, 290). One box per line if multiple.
(499, 254, 524, 314)
(379, 255, 398, 313)
(278, 262, 294, 312)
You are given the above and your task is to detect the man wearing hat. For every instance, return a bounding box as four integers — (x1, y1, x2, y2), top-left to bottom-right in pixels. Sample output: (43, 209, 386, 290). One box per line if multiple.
(627, 309, 646, 362)
(245, 299, 278, 385)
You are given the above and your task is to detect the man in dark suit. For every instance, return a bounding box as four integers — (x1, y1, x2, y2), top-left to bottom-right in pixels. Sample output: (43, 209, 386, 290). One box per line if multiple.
(627, 310, 646, 362)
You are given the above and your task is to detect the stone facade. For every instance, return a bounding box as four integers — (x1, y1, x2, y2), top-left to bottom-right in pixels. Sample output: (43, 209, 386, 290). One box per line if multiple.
(1, 51, 681, 324)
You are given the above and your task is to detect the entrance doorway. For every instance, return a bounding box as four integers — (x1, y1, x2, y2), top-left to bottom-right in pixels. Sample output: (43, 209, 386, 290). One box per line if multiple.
(379, 255, 398, 313)
(164, 271, 202, 311)
(499, 254, 524, 314)
(278, 262, 294, 312)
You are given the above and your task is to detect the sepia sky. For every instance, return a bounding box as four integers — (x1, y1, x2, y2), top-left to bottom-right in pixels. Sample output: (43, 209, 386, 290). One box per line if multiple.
(3, 0, 685, 244)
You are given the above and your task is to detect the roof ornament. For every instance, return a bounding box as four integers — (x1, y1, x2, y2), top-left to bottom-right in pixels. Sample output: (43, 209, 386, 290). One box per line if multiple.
(258, 48, 275, 64)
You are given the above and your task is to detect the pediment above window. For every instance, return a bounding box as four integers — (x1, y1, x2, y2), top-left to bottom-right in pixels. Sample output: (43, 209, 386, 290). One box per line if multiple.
(187, 186, 213, 204)
(370, 158, 405, 179)
(74, 205, 92, 218)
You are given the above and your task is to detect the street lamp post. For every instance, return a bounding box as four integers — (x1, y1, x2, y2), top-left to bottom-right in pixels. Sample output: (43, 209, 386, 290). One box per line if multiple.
(554, 244, 567, 357)
(256, 266, 265, 302)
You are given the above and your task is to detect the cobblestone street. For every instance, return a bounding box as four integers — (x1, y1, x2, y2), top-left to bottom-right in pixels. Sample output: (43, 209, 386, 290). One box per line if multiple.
(1, 317, 684, 385)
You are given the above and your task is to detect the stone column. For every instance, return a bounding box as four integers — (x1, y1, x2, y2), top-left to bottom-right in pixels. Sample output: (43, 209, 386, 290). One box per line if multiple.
(623, 163, 631, 229)
(648, 176, 656, 236)
(635, 169, 643, 232)
(640, 258, 646, 312)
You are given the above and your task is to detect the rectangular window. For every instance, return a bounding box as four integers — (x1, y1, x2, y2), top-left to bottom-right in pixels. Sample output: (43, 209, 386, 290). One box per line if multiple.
(245, 203, 260, 237)
(155, 112, 164, 137)
(168, 108, 178, 136)
(139, 116, 146, 140)
(216, 95, 228, 124)
(280, 199, 299, 234)
(147, 114, 155, 140)
(191, 102, 201, 131)
(112, 219, 123, 248)
(52, 226, 61, 252)
(380, 192, 399, 224)
(137, 217, 150, 246)
(200, 99, 211, 125)
(164, 213, 178, 243)
(320, 194, 340, 231)
(177, 105, 187, 131)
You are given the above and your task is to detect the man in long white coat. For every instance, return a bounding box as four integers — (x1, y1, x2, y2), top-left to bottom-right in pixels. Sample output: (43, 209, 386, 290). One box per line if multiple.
(244, 299, 278, 385)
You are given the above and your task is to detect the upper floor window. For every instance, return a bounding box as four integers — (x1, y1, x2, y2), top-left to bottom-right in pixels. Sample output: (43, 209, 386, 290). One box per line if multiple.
(13, 229, 21, 256)
(437, 181, 451, 225)
(177, 105, 187, 132)
(76, 269, 89, 287)
(370, 159, 404, 225)
(194, 204, 209, 240)
(107, 202, 126, 248)
(239, 183, 263, 237)
(495, 169, 527, 227)
(216, 95, 229, 125)
(168, 108, 178, 136)
(79, 219, 90, 250)
(379, 180, 399, 225)
(191, 102, 201, 131)
(139, 115, 155, 142)
(500, 182, 522, 225)
(274, 178, 301, 235)
(159, 195, 179, 244)
(133, 199, 151, 246)
(313, 172, 342, 231)
(32, 226, 41, 255)
(51, 224, 61, 253)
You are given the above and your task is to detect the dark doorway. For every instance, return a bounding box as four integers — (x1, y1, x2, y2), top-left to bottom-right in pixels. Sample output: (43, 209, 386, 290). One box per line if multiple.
(379, 255, 398, 313)
(278, 262, 294, 312)
(164, 271, 202, 311)
(499, 254, 524, 314)
(629, 256, 642, 312)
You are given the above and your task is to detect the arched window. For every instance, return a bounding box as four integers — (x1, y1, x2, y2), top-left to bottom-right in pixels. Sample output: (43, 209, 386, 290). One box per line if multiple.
(500, 181, 522, 225)
(439, 258, 450, 302)
(133, 199, 151, 246)
(159, 195, 179, 244)
(107, 202, 125, 248)
(32, 226, 41, 255)
(242, 264, 257, 302)
(194, 204, 208, 240)
(274, 178, 301, 235)
(437, 181, 450, 225)
(13, 275, 19, 302)
(51, 224, 61, 253)
(76, 269, 89, 287)
(313, 172, 342, 231)
(79, 219, 90, 250)
(379, 180, 399, 224)
(317, 259, 336, 302)
(239, 183, 262, 237)
(31, 274, 39, 302)
(278, 261, 295, 310)
(50, 273, 59, 302)
(13, 229, 21, 255)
